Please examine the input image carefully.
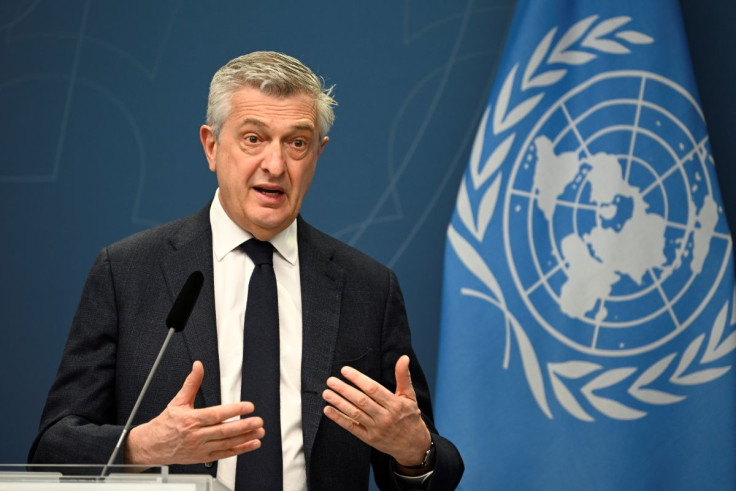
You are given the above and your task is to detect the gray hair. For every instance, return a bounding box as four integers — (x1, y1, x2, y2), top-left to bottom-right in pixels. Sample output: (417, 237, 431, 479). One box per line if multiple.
(206, 51, 337, 139)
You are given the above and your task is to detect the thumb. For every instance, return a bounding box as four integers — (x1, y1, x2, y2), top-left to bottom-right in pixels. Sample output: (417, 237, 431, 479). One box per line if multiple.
(394, 355, 416, 399)
(170, 360, 204, 408)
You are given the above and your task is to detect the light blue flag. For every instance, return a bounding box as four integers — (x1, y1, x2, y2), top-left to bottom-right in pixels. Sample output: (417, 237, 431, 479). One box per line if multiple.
(435, 1, 736, 489)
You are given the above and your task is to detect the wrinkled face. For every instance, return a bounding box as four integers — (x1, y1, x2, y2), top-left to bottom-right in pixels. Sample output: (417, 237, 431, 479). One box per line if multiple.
(200, 86, 328, 240)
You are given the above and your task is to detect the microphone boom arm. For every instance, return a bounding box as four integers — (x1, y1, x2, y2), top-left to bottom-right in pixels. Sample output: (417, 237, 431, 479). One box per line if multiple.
(100, 326, 176, 477)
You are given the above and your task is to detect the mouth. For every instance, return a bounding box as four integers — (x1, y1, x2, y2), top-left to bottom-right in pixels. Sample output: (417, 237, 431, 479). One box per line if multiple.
(253, 185, 285, 198)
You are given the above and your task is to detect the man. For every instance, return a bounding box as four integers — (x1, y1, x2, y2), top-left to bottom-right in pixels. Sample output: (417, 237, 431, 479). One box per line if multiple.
(29, 51, 463, 490)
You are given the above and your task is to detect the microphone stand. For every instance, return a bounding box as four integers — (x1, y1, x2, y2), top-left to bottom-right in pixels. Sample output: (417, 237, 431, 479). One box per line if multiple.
(99, 327, 176, 478)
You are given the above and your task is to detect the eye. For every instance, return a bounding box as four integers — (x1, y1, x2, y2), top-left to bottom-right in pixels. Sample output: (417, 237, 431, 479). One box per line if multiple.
(242, 133, 263, 145)
(285, 138, 310, 159)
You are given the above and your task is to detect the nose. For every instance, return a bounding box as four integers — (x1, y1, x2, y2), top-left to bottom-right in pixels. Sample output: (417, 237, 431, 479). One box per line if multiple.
(261, 141, 286, 175)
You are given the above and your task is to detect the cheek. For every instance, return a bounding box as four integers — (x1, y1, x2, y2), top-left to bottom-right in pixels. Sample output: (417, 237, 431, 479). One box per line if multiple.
(293, 165, 316, 194)
(219, 155, 252, 184)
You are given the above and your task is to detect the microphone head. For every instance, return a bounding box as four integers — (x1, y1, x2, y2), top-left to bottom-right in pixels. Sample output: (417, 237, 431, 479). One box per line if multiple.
(166, 271, 204, 332)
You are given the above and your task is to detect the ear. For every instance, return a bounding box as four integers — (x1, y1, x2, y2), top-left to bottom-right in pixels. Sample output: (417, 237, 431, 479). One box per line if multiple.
(200, 125, 217, 172)
(318, 136, 329, 156)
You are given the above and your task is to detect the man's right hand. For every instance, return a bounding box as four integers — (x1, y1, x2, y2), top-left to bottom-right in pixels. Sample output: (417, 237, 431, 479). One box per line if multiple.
(125, 361, 265, 466)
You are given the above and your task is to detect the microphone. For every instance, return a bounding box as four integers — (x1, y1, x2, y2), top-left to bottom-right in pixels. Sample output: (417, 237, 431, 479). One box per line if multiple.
(167, 271, 205, 331)
(100, 271, 205, 477)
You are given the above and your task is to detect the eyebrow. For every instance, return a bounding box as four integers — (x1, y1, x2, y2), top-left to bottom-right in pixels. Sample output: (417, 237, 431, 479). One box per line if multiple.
(239, 118, 267, 129)
(239, 118, 315, 132)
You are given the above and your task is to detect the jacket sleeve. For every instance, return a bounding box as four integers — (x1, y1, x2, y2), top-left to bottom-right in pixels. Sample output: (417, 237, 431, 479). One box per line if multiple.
(370, 270, 464, 490)
(28, 249, 127, 471)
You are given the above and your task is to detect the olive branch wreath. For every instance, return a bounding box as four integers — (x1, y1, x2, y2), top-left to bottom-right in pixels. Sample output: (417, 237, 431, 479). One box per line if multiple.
(448, 15, 736, 420)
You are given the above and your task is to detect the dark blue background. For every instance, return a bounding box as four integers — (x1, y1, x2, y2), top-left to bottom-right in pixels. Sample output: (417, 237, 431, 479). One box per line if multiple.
(0, 0, 733, 478)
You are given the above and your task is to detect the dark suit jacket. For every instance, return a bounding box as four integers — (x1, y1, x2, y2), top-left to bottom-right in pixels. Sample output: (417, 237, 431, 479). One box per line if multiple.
(29, 206, 463, 490)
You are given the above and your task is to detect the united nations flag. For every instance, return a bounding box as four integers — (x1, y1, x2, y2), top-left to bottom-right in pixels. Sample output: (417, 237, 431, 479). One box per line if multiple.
(435, 0, 736, 489)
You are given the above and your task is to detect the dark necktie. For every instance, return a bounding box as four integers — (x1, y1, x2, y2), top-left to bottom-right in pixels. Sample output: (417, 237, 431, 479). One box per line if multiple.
(235, 238, 283, 491)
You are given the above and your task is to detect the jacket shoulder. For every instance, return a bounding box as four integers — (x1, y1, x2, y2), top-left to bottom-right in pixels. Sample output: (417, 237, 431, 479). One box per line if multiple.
(105, 205, 211, 263)
(297, 217, 392, 278)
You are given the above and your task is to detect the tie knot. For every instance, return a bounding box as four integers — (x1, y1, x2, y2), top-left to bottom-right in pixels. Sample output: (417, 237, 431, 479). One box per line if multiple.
(242, 238, 274, 266)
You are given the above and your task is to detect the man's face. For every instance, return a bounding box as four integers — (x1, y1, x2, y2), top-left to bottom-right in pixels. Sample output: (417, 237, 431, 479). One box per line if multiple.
(200, 86, 328, 240)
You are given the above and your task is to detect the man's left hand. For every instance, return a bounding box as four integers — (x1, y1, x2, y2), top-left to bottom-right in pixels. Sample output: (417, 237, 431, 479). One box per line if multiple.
(322, 355, 432, 469)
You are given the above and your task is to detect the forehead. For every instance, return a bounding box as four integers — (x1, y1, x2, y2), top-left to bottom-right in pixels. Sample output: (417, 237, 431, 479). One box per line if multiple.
(226, 86, 318, 130)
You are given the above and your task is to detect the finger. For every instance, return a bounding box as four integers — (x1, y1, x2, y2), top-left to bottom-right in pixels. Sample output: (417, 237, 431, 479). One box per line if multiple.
(198, 414, 264, 442)
(339, 366, 395, 407)
(322, 388, 372, 426)
(323, 405, 368, 440)
(194, 401, 257, 426)
(394, 355, 417, 399)
(170, 361, 205, 407)
(202, 425, 266, 453)
(207, 438, 262, 461)
(326, 375, 384, 418)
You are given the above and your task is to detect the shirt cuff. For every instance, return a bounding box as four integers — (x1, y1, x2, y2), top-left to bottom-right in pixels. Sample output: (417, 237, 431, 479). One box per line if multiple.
(394, 468, 434, 489)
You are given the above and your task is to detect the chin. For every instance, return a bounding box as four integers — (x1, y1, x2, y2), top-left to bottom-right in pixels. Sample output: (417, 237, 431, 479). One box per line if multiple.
(250, 216, 291, 235)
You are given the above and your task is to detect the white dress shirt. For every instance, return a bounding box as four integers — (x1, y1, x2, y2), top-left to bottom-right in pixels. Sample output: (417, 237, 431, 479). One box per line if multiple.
(210, 189, 306, 491)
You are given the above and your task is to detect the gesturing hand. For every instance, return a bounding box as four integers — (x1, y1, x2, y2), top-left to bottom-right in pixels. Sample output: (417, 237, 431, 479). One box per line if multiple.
(322, 355, 432, 468)
(125, 361, 265, 466)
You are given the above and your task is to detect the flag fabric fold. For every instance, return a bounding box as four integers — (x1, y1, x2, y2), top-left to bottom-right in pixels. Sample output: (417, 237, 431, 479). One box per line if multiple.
(435, 1, 736, 489)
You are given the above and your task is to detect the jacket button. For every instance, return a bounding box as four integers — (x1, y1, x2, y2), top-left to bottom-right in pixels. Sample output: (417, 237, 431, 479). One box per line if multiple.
(204, 461, 214, 468)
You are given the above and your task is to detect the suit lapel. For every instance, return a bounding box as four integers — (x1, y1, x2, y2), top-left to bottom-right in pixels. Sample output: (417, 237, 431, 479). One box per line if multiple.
(155, 212, 343, 466)
(297, 218, 344, 468)
(160, 206, 221, 408)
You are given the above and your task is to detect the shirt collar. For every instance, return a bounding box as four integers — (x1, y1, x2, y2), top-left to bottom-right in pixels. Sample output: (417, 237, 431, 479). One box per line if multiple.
(209, 188, 298, 265)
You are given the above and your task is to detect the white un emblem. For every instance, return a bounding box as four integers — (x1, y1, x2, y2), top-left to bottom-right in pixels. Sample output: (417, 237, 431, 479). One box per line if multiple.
(505, 71, 728, 357)
(450, 16, 735, 420)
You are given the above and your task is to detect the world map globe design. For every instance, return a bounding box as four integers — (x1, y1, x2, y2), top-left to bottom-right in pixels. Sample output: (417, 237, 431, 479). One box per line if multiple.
(503, 71, 730, 356)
